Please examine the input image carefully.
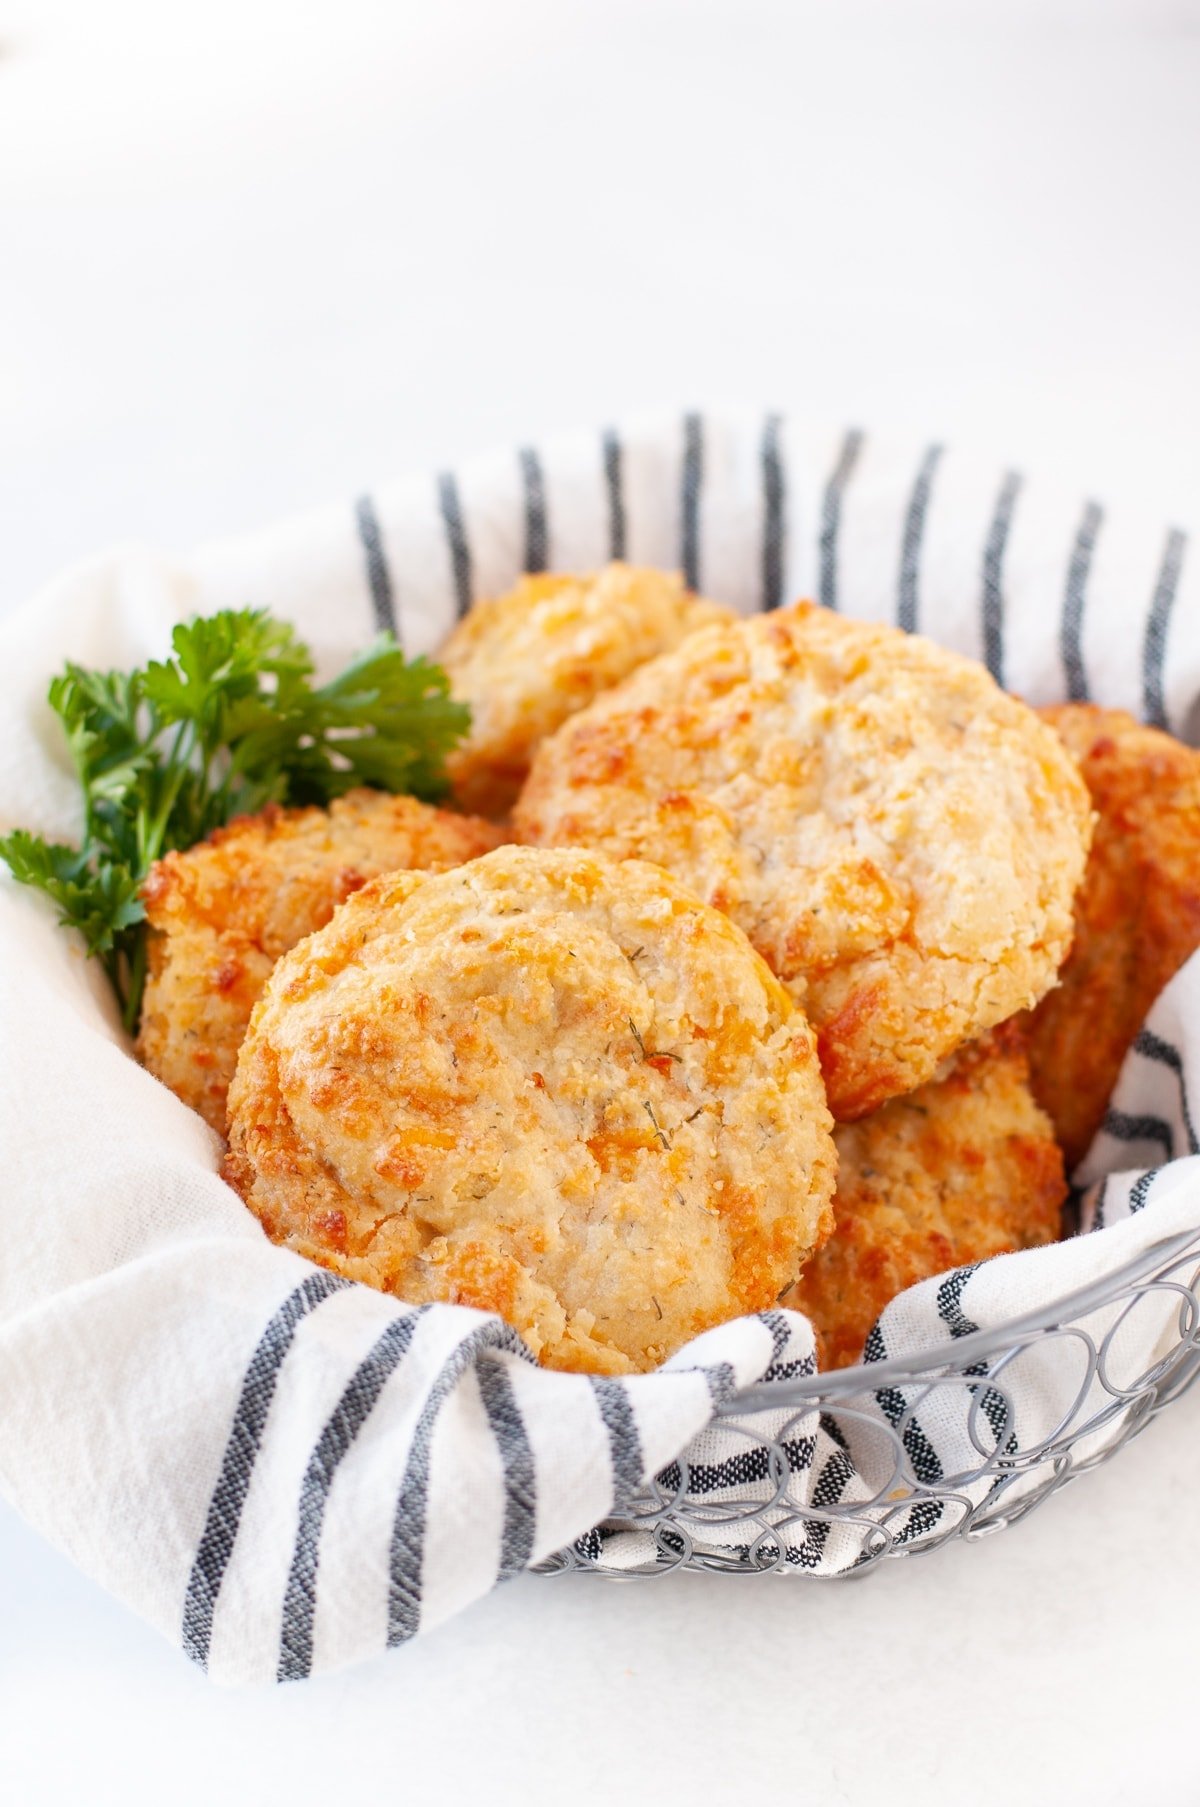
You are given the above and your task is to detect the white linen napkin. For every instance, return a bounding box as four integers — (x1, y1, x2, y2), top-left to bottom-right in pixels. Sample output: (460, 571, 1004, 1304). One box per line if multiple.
(1, 411, 1196, 1682)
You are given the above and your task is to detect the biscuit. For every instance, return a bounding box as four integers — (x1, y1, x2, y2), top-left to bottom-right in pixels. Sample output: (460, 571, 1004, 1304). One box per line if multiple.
(1026, 705, 1200, 1169)
(784, 1028, 1066, 1370)
(440, 564, 733, 816)
(514, 603, 1093, 1119)
(224, 845, 837, 1375)
(137, 789, 503, 1132)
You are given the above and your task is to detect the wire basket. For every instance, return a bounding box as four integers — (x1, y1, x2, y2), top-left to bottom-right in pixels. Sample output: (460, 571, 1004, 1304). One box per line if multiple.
(538, 1225, 1200, 1579)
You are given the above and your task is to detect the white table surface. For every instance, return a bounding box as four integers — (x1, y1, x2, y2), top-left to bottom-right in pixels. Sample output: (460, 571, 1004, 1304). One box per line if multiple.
(2, 2, 1199, 1800)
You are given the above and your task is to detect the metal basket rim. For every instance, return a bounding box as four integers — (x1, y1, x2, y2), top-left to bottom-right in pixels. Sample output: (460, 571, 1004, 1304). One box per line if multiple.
(723, 1222, 1200, 1416)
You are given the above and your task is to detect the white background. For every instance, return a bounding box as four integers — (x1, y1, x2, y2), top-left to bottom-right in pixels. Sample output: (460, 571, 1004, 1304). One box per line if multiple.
(2, 1, 1200, 1801)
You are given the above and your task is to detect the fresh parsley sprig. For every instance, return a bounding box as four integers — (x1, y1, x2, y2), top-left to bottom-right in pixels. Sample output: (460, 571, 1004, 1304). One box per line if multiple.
(0, 608, 470, 1032)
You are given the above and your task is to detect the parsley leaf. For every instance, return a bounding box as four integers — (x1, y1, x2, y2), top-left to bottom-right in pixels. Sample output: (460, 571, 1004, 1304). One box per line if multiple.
(0, 609, 470, 1032)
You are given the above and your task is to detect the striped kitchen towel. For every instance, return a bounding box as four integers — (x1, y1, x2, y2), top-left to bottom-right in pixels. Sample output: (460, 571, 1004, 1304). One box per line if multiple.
(0, 411, 1197, 1683)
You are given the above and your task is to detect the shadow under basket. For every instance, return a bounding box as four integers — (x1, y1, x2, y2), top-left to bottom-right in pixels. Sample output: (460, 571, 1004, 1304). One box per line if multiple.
(537, 1227, 1200, 1579)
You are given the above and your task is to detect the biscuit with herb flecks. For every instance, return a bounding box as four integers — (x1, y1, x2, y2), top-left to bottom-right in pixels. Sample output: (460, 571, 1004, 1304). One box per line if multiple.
(224, 845, 837, 1375)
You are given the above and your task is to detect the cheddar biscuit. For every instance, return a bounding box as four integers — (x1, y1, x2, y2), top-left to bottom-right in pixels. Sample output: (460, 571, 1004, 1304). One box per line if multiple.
(224, 845, 837, 1375)
(137, 789, 503, 1132)
(785, 1029, 1066, 1370)
(515, 603, 1093, 1119)
(440, 564, 733, 816)
(1027, 705, 1200, 1169)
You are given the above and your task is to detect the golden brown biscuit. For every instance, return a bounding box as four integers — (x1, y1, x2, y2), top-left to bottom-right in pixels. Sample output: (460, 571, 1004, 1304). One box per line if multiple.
(785, 1028, 1066, 1370)
(137, 789, 503, 1132)
(224, 845, 837, 1376)
(1026, 705, 1200, 1170)
(514, 602, 1093, 1120)
(440, 564, 733, 816)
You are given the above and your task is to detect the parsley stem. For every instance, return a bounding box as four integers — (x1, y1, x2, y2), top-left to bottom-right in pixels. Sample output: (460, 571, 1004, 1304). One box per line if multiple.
(141, 722, 193, 868)
(122, 931, 148, 1035)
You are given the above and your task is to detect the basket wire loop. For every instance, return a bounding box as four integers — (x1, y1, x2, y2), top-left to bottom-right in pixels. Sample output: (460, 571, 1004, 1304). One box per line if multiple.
(539, 1226, 1200, 1578)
